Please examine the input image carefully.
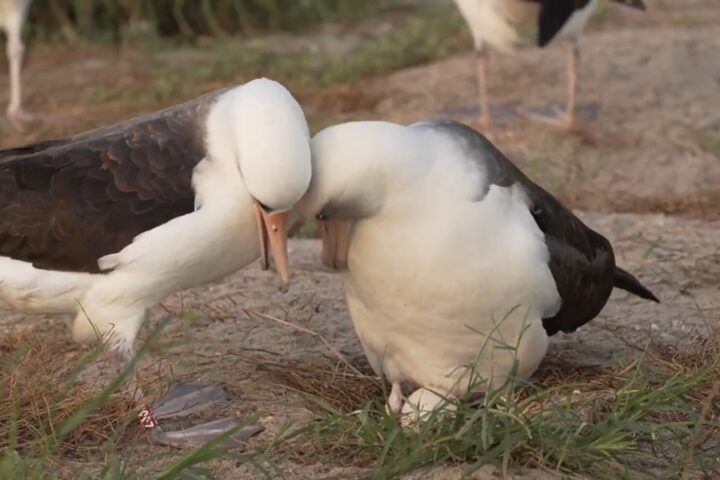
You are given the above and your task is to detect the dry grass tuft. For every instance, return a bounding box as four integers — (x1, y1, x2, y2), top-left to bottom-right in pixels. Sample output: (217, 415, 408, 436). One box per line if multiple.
(265, 328, 720, 477)
(259, 358, 382, 413)
(0, 323, 162, 457)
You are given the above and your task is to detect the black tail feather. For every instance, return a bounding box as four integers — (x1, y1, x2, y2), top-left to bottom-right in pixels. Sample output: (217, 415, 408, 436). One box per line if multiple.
(614, 267, 659, 303)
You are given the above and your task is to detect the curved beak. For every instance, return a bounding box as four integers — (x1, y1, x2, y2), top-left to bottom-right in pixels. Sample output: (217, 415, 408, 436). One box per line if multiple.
(317, 216, 350, 270)
(253, 202, 290, 285)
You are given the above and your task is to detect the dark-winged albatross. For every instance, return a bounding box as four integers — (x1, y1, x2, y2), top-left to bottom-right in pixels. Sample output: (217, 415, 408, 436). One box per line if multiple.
(0, 0, 36, 127)
(0, 78, 312, 445)
(452, 0, 645, 129)
(294, 119, 658, 421)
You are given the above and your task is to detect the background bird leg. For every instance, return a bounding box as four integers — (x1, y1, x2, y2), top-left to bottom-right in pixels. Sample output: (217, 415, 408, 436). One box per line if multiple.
(4, 13, 40, 128)
(475, 44, 491, 130)
(564, 42, 580, 127)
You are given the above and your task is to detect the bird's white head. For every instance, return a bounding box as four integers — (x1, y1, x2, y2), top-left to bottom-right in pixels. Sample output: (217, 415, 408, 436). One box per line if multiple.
(294, 121, 420, 270)
(207, 78, 312, 284)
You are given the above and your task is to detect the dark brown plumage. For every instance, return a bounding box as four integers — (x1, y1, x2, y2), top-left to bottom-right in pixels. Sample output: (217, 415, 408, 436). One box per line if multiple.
(0, 88, 225, 273)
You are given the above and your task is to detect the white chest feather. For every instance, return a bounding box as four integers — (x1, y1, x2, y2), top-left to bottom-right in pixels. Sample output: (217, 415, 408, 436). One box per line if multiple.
(344, 183, 560, 394)
(96, 157, 260, 304)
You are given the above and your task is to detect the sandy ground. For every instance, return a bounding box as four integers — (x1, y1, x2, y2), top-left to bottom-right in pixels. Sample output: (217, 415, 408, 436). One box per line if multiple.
(0, 0, 719, 478)
(6, 211, 714, 479)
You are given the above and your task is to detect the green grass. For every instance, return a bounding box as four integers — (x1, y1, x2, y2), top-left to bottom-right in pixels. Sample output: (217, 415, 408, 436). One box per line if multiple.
(6, 320, 717, 479)
(257, 336, 720, 479)
(76, 3, 466, 117)
(26, 0, 400, 43)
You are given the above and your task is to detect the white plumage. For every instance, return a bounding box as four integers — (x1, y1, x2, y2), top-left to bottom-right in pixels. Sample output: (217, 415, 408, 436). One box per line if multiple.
(452, 0, 540, 53)
(0, 79, 311, 444)
(296, 118, 657, 421)
(296, 120, 559, 417)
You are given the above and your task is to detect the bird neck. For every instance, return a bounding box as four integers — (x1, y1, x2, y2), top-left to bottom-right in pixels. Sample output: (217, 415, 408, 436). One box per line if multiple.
(296, 121, 427, 222)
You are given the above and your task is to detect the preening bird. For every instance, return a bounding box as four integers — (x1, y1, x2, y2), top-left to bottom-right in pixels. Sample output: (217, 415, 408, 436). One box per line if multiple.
(294, 118, 659, 420)
(0, 78, 312, 445)
(452, 0, 646, 129)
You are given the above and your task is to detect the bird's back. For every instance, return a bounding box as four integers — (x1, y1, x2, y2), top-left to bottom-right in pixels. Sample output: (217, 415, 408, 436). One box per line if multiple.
(0, 89, 221, 273)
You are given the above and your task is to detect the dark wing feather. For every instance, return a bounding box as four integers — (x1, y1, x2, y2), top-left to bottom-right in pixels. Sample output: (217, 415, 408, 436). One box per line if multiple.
(415, 119, 616, 336)
(527, 189, 615, 335)
(0, 88, 225, 273)
(535, 0, 593, 47)
(535, 0, 645, 46)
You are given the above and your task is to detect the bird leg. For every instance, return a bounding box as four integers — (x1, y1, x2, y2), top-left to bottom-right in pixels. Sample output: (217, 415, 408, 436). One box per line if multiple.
(387, 382, 404, 414)
(475, 45, 492, 131)
(564, 42, 579, 127)
(523, 42, 580, 129)
(4, 21, 40, 129)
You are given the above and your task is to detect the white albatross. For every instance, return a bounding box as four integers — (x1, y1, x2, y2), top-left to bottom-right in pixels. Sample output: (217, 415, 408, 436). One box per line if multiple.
(452, 0, 645, 129)
(294, 119, 658, 420)
(0, 0, 36, 127)
(0, 78, 312, 445)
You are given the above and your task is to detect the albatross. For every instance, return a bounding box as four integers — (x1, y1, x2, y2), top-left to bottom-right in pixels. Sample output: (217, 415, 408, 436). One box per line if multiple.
(0, 77, 312, 445)
(452, 0, 645, 129)
(294, 119, 658, 420)
(0, 0, 36, 127)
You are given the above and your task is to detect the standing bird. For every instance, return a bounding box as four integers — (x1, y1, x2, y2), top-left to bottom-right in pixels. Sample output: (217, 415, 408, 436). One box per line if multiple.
(0, 0, 35, 127)
(295, 119, 658, 420)
(0, 78, 312, 445)
(452, 0, 646, 129)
